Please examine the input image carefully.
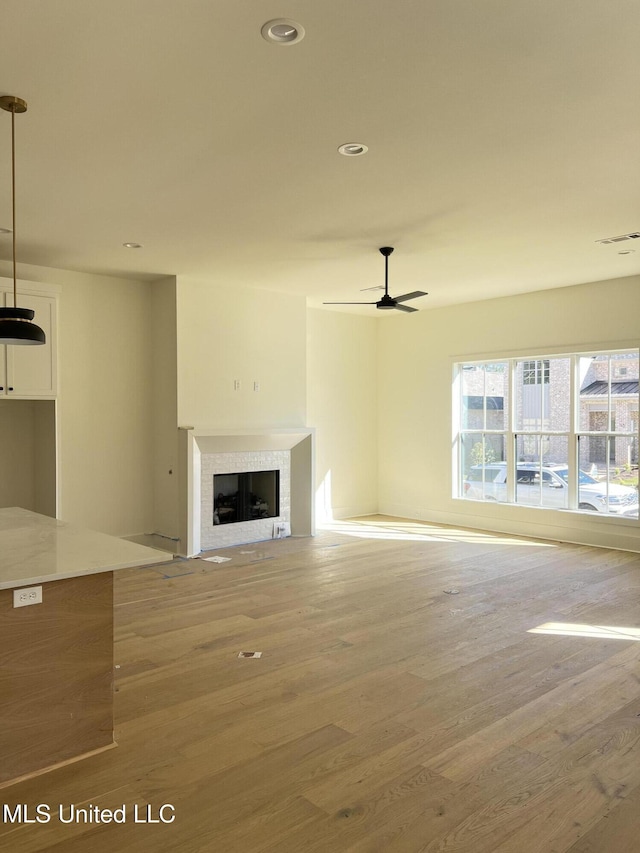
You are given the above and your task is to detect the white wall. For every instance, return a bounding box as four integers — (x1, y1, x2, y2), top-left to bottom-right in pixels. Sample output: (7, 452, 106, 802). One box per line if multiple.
(307, 308, 378, 520)
(176, 278, 307, 429)
(0, 261, 155, 537)
(151, 277, 179, 542)
(378, 273, 640, 551)
(0, 400, 37, 511)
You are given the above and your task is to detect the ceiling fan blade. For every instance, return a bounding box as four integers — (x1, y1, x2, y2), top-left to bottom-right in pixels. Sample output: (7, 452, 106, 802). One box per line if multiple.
(394, 290, 428, 303)
(394, 303, 418, 313)
(322, 301, 377, 305)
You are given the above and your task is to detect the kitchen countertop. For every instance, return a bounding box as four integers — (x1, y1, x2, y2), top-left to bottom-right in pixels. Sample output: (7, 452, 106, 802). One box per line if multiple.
(0, 507, 173, 590)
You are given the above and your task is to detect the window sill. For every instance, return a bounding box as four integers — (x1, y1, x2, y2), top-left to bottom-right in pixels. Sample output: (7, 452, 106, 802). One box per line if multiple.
(454, 497, 639, 525)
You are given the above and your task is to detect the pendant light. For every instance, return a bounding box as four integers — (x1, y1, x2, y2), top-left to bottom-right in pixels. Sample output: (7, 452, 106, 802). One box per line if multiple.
(0, 95, 45, 345)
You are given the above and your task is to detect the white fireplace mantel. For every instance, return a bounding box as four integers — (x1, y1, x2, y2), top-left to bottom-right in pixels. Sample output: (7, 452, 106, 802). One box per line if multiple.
(179, 427, 314, 556)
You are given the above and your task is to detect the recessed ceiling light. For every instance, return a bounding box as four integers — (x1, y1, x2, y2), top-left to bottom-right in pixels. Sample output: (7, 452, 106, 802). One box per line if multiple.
(338, 143, 368, 157)
(261, 19, 305, 45)
(123, 242, 142, 249)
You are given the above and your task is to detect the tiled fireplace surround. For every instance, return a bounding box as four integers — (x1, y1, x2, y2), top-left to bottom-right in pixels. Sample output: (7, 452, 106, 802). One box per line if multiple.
(181, 428, 314, 556)
(201, 449, 290, 550)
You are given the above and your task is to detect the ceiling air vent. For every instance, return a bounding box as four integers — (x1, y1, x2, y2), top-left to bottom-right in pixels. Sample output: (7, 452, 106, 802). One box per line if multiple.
(596, 232, 640, 245)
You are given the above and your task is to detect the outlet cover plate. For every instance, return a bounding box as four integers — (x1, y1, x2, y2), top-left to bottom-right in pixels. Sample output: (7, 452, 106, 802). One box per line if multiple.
(13, 585, 43, 607)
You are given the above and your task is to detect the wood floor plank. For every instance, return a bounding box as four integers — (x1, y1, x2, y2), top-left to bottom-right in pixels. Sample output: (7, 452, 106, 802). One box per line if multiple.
(564, 780, 640, 853)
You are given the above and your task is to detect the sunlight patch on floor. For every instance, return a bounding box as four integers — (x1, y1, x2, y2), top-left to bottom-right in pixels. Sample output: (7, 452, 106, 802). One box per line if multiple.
(528, 622, 640, 641)
(319, 517, 555, 547)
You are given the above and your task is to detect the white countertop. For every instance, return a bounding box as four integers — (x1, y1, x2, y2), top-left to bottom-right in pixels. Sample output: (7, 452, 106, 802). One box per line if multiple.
(0, 507, 173, 590)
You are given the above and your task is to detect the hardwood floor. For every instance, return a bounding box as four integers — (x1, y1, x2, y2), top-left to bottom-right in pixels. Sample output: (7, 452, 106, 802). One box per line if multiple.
(2, 515, 640, 852)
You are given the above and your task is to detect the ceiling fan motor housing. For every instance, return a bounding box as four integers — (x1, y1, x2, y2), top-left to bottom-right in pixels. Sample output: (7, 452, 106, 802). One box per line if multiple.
(377, 294, 397, 309)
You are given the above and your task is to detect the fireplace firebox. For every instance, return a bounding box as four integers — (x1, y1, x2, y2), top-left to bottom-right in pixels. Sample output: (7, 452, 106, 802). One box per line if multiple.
(213, 470, 280, 525)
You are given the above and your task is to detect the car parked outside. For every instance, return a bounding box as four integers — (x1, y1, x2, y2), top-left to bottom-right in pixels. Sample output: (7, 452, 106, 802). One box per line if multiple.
(464, 462, 639, 516)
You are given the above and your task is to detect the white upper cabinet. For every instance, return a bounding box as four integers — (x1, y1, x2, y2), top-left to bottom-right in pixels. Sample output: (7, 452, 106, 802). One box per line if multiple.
(0, 281, 58, 399)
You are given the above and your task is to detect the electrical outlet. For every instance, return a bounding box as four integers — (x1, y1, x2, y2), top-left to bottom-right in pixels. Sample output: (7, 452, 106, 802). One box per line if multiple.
(13, 585, 43, 608)
(233, 379, 241, 391)
(272, 521, 291, 539)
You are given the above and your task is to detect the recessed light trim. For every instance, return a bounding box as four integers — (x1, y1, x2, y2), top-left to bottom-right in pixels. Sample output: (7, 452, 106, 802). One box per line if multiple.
(123, 242, 142, 249)
(261, 19, 305, 45)
(338, 143, 368, 157)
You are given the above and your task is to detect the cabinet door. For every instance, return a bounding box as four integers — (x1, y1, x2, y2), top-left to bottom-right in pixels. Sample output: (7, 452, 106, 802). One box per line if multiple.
(4, 292, 57, 398)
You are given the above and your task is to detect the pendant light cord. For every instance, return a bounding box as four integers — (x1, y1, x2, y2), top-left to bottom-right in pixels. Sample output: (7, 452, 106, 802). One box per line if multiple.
(10, 103, 17, 308)
(0, 94, 45, 345)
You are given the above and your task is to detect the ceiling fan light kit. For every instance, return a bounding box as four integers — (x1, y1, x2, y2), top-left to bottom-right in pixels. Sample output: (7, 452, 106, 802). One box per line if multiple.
(0, 95, 46, 346)
(324, 246, 428, 313)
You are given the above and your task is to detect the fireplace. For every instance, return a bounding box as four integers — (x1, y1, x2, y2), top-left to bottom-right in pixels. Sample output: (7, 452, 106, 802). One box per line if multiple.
(179, 427, 314, 556)
(214, 470, 280, 525)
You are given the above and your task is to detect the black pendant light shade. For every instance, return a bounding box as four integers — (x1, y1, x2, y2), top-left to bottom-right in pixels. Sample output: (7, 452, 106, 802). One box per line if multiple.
(0, 94, 46, 346)
(0, 306, 46, 344)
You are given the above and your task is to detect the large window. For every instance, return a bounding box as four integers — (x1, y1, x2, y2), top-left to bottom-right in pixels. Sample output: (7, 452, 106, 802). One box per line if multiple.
(456, 351, 639, 518)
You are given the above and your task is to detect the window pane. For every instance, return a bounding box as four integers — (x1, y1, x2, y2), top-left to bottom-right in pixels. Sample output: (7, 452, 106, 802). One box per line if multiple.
(612, 354, 638, 378)
(579, 355, 610, 432)
(545, 358, 570, 431)
(514, 436, 569, 508)
(461, 433, 506, 501)
(578, 436, 639, 517)
(461, 363, 507, 431)
(516, 360, 542, 430)
(579, 352, 639, 433)
(461, 433, 483, 499)
(578, 434, 609, 473)
(516, 358, 570, 431)
(612, 354, 638, 433)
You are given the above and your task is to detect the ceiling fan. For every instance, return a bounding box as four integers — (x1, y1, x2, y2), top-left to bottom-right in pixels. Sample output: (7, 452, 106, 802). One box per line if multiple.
(324, 247, 428, 313)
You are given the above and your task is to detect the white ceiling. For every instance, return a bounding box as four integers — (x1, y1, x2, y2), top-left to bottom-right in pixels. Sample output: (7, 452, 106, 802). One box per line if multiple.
(1, 0, 639, 314)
